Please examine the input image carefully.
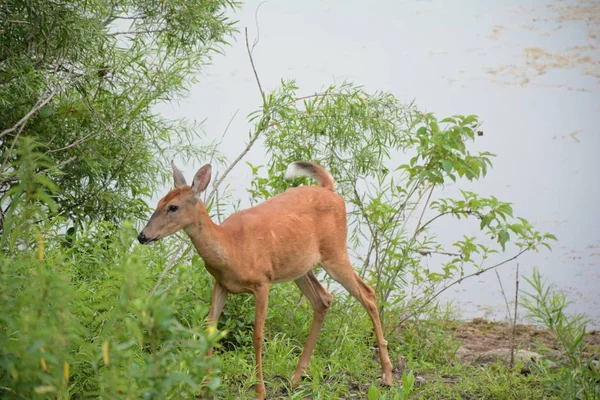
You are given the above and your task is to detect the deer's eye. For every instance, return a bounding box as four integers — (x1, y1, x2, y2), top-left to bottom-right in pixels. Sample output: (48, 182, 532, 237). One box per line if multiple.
(167, 204, 179, 213)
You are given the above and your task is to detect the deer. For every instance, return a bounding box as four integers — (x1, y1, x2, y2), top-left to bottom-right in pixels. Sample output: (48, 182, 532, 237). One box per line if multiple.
(137, 160, 394, 399)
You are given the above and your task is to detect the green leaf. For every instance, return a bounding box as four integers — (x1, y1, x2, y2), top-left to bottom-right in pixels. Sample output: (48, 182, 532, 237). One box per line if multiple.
(441, 160, 453, 173)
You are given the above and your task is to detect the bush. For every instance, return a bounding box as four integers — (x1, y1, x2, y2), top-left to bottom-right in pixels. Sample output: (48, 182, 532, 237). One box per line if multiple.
(0, 215, 223, 398)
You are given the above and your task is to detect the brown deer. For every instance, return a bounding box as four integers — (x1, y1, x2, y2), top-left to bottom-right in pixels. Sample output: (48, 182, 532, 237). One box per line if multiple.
(138, 161, 393, 398)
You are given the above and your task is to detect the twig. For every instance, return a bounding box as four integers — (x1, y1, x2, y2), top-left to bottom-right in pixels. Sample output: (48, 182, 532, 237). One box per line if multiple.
(397, 248, 530, 326)
(245, 27, 264, 98)
(45, 131, 96, 154)
(0, 156, 77, 185)
(417, 250, 462, 257)
(211, 172, 224, 224)
(495, 270, 513, 323)
(510, 263, 520, 368)
(206, 131, 261, 204)
(0, 122, 27, 175)
(149, 242, 186, 297)
(293, 92, 342, 102)
(203, 109, 239, 204)
(110, 29, 165, 36)
(0, 88, 58, 138)
(251, 2, 267, 54)
(205, 28, 266, 203)
(208, 109, 239, 167)
(414, 186, 434, 235)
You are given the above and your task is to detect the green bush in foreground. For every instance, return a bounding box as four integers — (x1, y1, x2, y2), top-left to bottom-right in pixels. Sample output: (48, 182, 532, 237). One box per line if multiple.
(0, 219, 223, 399)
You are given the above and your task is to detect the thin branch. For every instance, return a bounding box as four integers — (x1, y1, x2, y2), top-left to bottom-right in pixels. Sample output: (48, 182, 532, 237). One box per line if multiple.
(293, 92, 343, 102)
(208, 109, 239, 167)
(149, 242, 186, 297)
(414, 186, 434, 235)
(110, 29, 165, 36)
(0, 121, 27, 175)
(1, 88, 58, 138)
(351, 182, 378, 278)
(211, 171, 224, 224)
(495, 269, 513, 322)
(0, 156, 77, 185)
(251, 2, 267, 54)
(245, 27, 264, 98)
(110, 14, 147, 20)
(417, 249, 462, 257)
(205, 28, 266, 203)
(397, 248, 530, 326)
(415, 208, 483, 237)
(45, 131, 96, 154)
(206, 130, 261, 203)
(415, 212, 453, 236)
(510, 263, 520, 368)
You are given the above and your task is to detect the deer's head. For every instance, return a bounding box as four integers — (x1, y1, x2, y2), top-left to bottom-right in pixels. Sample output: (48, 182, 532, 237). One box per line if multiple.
(138, 162, 212, 244)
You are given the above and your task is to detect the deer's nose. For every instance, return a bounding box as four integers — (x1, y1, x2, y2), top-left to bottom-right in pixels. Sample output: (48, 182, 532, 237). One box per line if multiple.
(137, 231, 148, 244)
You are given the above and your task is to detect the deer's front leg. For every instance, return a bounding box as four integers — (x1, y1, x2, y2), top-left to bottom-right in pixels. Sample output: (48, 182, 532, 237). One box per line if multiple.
(252, 284, 269, 399)
(207, 280, 228, 356)
(200, 281, 228, 398)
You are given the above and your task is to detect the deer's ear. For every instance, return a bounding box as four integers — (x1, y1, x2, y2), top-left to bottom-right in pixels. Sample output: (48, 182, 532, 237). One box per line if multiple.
(171, 160, 187, 187)
(191, 164, 212, 195)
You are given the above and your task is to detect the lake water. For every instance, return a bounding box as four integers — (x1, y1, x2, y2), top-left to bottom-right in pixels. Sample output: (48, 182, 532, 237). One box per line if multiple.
(155, 0, 600, 327)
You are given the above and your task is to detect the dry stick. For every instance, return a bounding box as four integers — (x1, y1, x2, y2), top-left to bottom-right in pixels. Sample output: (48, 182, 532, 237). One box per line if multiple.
(250, 1, 267, 54)
(206, 28, 265, 203)
(206, 129, 262, 204)
(510, 263, 520, 368)
(208, 109, 239, 167)
(397, 248, 529, 327)
(245, 27, 264, 98)
(495, 269, 513, 323)
(203, 109, 239, 204)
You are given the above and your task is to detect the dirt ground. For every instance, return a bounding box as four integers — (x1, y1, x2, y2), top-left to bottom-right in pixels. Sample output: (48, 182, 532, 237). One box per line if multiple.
(451, 318, 600, 359)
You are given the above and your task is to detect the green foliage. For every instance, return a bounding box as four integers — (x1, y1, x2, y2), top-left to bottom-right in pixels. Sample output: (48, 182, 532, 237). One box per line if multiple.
(0, 8, 567, 398)
(0, 0, 238, 228)
(242, 80, 556, 328)
(0, 168, 223, 398)
(522, 269, 600, 400)
(368, 370, 415, 400)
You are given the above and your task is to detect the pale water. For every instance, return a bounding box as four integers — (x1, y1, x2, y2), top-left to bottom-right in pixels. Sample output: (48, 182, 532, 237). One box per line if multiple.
(155, 0, 600, 327)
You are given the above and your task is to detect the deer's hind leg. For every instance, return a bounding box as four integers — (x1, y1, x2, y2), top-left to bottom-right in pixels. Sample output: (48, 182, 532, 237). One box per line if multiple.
(291, 270, 333, 385)
(321, 254, 394, 386)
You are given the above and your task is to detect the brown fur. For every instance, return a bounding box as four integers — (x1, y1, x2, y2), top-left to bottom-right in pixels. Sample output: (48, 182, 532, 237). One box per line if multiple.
(157, 188, 182, 208)
(139, 162, 393, 399)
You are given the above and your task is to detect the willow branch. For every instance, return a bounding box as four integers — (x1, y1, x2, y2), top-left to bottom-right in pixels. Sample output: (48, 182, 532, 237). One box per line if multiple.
(397, 247, 530, 326)
(0, 88, 58, 138)
(245, 27, 264, 98)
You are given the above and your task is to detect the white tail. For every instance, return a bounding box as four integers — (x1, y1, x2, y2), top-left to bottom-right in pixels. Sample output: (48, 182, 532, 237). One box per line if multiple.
(285, 161, 336, 191)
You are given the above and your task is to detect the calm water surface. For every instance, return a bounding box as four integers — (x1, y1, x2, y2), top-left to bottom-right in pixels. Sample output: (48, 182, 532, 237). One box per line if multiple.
(156, 0, 600, 327)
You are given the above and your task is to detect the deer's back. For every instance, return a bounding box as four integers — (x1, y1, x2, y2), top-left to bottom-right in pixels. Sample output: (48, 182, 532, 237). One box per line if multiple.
(219, 186, 348, 282)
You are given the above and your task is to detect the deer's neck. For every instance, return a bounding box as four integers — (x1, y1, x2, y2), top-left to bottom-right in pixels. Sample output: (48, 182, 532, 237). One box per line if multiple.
(184, 204, 229, 271)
